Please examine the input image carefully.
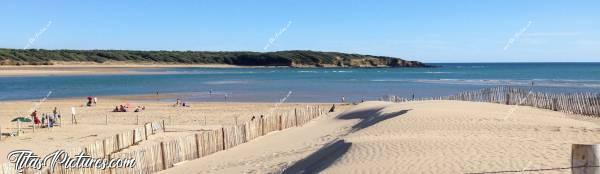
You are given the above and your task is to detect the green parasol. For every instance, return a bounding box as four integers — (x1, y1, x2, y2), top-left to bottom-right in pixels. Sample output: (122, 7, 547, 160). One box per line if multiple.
(11, 117, 32, 122)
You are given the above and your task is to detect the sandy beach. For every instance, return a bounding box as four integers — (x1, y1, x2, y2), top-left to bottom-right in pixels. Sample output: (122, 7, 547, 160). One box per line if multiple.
(158, 100, 600, 174)
(0, 96, 327, 164)
(1, 96, 600, 173)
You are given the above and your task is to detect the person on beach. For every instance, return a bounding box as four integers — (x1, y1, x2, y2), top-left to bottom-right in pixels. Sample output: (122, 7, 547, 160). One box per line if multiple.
(48, 114, 55, 127)
(30, 110, 37, 121)
(113, 106, 119, 112)
(33, 113, 41, 126)
(134, 106, 141, 112)
(86, 96, 93, 106)
(93, 97, 98, 106)
(175, 98, 181, 107)
(53, 107, 58, 117)
(341, 96, 345, 103)
(251, 116, 256, 121)
(41, 114, 46, 127)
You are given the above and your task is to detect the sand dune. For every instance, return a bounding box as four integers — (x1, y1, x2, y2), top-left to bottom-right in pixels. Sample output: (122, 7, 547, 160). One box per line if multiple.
(319, 101, 600, 174)
(161, 100, 600, 174)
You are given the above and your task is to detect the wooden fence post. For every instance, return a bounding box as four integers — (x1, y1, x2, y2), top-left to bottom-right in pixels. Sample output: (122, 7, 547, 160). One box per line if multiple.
(132, 129, 136, 144)
(261, 117, 265, 136)
(102, 139, 108, 158)
(195, 133, 201, 158)
(279, 115, 283, 130)
(160, 142, 167, 170)
(116, 134, 121, 150)
(294, 108, 298, 126)
(572, 144, 600, 174)
(221, 127, 226, 150)
(162, 120, 166, 132)
(105, 114, 108, 125)
(144, 123, 148, 140)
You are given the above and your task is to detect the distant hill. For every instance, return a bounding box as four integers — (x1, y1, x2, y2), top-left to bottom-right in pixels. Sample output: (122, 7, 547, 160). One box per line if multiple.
(0, 49, 430, 67)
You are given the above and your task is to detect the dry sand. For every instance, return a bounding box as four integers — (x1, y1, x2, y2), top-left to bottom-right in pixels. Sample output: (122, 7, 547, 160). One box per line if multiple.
(160, 100, 600, 174)
(0, 97, 319, 164)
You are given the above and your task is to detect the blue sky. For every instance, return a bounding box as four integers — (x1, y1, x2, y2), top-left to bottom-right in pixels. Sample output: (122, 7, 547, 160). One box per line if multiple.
(1, 0, 599, 62)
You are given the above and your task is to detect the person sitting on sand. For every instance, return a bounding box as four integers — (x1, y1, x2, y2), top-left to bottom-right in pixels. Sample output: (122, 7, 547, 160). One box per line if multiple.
(134, 106, 141, 112)
(113, 106, 119, 112)
(175, 98, 181, 107)
(142, 106, 146, 110)
(251, 116, 256, 121)
(119, 105, 127, 112)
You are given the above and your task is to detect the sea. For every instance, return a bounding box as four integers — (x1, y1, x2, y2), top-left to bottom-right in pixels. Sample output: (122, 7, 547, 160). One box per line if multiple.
(1, 63, 599, 103)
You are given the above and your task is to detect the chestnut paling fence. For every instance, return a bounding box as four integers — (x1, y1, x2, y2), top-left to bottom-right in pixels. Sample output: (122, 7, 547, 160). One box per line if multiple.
(1, 105, 328, 174)
(388, 86, 600, 117)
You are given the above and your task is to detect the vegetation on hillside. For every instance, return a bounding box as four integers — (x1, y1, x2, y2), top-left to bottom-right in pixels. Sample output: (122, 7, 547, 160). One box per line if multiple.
(0, 49, 428, 67)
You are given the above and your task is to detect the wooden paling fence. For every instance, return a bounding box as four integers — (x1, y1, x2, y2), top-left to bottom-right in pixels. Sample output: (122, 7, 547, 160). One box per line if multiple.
(109, 105, 327, 174)
(1, 120, 166, 174)
(2, 105, 328, 174)
(389, 86, 600, 117)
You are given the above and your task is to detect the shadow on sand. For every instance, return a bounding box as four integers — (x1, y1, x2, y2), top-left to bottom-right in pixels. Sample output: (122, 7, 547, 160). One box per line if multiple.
(283, 139, 352, 174)
(336, 106, 410, 132)
(283, 104, 411, 173)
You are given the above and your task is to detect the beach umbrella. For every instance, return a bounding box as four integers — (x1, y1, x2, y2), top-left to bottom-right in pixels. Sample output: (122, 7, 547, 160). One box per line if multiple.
(11, 117, 31, 136)
(11, 117, 32, 122)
